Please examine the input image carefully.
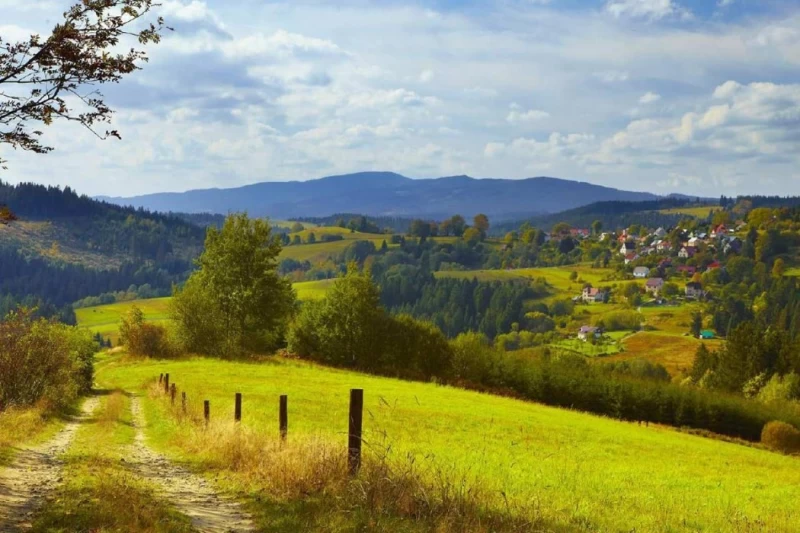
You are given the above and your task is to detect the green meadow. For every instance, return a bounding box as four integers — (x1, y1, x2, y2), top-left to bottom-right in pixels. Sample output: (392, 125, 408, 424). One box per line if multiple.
(96, 354, 800, 532)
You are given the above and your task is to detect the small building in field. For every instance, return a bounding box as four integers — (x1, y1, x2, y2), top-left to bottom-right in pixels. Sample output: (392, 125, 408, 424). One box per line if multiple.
(578, 325, 602, 341)
(700, 330, 715, 340)
(633, 266, 651, 279)
(645, 277, 665, 295)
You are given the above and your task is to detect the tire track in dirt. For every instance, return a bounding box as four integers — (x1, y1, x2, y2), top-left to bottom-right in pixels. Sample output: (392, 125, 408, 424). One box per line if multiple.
(0, 396, 100, 532)
(127, 395, 256, 533)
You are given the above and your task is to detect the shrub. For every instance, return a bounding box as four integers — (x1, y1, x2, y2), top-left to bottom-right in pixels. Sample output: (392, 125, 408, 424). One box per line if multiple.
(762, 421, 800, 454)
(119, 306, 177, 358)
(757, 373, 800, 403)
(596, 310, 643, 332)
(0, 310, 95, 410)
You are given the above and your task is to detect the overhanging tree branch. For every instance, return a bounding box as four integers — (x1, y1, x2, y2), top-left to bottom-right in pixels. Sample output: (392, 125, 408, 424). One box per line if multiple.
(0, 0, 170, 169)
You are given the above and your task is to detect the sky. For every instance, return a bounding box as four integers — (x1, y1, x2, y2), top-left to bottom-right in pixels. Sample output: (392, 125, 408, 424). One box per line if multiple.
(1, 0, 799, 197)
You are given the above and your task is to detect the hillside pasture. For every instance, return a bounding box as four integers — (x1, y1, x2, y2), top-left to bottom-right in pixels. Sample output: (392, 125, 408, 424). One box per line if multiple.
(658, 205, 719, 218)
(279, 236, 389, 262)
(96, 355, 800, 532)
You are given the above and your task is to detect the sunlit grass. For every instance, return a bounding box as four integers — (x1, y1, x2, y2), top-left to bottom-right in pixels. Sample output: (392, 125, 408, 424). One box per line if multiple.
(96, 354, 800, 532)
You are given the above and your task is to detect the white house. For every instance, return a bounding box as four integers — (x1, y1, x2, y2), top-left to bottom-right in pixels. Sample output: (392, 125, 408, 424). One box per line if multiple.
(620, 242, 636, 256)
(578, 326, 601, 341)
(653, 227, 667, 239)
(633, 266, 651, 279)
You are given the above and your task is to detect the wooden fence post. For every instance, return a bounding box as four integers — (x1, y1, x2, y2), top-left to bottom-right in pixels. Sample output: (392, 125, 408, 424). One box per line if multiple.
(164, 373, 169, 394)
(204, 400, 210, 425)
(170, 384, 176, 404)
(279, 395, 288, 441)
(159, 373, 163, 385)
(234, 393, 242, 422)
(348, 389, 364, 475)
(182, 392, 187, 413)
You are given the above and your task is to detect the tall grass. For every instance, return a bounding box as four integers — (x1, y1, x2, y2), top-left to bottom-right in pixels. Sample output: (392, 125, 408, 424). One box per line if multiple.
(148, 383, 552, 532)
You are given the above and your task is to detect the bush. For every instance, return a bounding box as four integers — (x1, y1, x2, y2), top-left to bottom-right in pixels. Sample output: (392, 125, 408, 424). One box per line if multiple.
(0, 310, 95, 410)
(762, 421, 800, 454)
(120, 306, 177, 358)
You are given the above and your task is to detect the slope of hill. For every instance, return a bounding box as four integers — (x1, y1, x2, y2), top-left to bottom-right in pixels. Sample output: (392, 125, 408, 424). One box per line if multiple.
(98, 172, 661, 220)
(95, 354, 800, 531)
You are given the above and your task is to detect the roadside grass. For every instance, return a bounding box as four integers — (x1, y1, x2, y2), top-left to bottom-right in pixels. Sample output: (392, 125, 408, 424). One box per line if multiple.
(0, 404, 67, 468)
(32, 391, 193, 532)
(96, 354, 800, 532)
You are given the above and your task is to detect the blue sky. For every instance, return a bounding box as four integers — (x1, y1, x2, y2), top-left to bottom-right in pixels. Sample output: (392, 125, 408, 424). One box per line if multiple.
(1, 0, 799, 197)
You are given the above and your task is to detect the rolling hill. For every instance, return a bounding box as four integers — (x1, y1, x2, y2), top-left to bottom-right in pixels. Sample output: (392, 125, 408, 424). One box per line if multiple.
(98, 172, 661, 221)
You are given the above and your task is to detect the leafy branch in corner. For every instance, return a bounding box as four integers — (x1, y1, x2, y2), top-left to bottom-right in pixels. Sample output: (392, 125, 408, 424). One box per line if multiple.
(0, 0, 170, 169)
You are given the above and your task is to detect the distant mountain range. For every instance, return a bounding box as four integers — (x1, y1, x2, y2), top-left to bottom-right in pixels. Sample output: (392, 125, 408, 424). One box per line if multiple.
(98, 172, 663, 221)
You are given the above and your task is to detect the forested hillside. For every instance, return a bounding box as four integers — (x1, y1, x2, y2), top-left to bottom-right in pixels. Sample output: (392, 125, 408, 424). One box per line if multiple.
(0, 181, 205, 264)
(0, 182, 203, 320)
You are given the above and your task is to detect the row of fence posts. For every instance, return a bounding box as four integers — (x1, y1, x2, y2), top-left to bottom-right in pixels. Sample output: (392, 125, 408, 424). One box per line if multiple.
(158, 372, 364, 474)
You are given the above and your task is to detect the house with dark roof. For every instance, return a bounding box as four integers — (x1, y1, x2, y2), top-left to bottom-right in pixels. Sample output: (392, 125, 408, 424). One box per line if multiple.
(686, 281, 705, 299)
(678, 246, 697, 259)
(677, 265, 697, 276)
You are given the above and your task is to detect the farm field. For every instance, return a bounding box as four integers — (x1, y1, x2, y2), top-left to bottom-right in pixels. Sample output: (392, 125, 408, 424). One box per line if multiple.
(436, 265, 619, 292)
(279, 236, 388, 262)
(96, 354, 800, 532)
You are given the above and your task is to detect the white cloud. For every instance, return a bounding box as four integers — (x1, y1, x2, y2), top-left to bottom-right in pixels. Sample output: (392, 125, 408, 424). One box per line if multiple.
(594, 70, 630, 83)
(419, 69, 434, 83)
(639, 92, 661, 104)
(506, 108, 550, 123)
(605, 0, 691, 21)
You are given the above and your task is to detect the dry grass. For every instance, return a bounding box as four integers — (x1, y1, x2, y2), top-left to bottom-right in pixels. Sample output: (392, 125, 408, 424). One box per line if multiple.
(0, 402, 63, 467)
(148, 384, 553, 532)
(607, 332, 723, 376)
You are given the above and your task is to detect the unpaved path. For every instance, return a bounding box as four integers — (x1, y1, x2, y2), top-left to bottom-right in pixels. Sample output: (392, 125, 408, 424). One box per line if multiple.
(127, 395, 256, 533)
(0, 396, 100, 531)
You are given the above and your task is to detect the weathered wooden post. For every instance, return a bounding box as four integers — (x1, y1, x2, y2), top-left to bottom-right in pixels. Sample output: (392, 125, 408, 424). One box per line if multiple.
(348, 389, 364, 475)
(234, 393, 242, 422)
(182, 392, 187, 414)
(204, 400, 210, 425)
(279, 395, 288, 441)
(164, 373, 170, 394)
(170, 384, 176, 404)
(159, 373, 163, 385)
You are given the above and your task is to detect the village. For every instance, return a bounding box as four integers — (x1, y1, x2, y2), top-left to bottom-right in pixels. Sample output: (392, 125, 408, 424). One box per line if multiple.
(566, 221, 745, 344)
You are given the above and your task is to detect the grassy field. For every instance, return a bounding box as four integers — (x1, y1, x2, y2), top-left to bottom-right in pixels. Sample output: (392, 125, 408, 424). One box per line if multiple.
(279, 236, 389, 262)
(95, 354, 800, 531)
(436, 265, 619, 293)
(292, 279, 338, 300)
(658, 206, 719, 218)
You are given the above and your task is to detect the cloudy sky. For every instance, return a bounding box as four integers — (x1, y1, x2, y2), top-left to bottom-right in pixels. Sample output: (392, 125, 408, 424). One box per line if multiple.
(1, 0, 799, 197)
